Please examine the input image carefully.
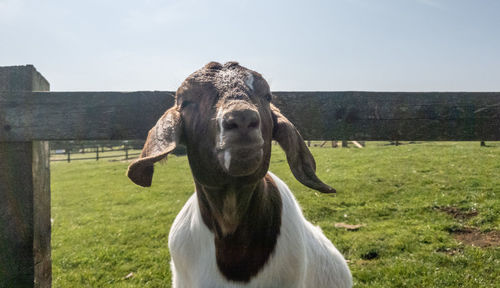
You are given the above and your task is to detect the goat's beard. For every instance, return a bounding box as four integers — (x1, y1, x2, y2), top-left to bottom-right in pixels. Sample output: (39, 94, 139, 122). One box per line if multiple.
(217, 147, 264, 177)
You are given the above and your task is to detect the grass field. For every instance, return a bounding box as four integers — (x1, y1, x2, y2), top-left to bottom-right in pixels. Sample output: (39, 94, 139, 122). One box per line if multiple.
(51, 142, 500, 287)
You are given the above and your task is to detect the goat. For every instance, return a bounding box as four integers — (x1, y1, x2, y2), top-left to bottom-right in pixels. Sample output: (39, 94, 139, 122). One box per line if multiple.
(127, 62, 352, 287)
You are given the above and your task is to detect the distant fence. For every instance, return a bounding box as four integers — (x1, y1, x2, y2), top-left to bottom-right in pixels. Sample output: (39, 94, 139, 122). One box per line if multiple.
(50, 145, 140, 162)
(1, 65, 500, 287)
(48, 140, 188, 162)
(49, 140, 144, 162)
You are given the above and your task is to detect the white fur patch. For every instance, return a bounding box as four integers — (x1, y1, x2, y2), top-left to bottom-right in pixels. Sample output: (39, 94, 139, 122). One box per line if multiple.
(245, 73, 254, 91)
(216, 108, 224, 145)
(224, 149, 231, 170)
(217, 108, 231, 170)
(217, 69, 238, 88)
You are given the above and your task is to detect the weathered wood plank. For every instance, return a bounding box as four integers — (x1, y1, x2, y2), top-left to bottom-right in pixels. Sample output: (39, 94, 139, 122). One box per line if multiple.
(0, 91, 499, 141)
(0, 65, 51, 288)
(0, 65, 49, 92)
(0, 142, 35, 288)
(0, 91, 175, 141)
(0, 142, 51, 288)
(32, 141, 51, 288)
(273, 92, 500, 141)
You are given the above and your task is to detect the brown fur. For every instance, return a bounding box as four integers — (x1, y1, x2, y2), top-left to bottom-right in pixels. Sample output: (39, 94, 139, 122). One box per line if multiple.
(196, 174, 282, 282)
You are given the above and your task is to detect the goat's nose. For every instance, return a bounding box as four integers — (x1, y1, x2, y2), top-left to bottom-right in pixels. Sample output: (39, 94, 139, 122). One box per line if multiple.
(222, 109, 260, 132)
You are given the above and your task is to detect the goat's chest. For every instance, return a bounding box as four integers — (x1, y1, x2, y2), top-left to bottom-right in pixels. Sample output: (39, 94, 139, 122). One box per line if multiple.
(168, 194, 306, 288)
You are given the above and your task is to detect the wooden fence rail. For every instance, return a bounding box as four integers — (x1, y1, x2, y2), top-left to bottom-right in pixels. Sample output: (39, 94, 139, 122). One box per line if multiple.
(1, 65, 500, 287)
(2, 90, 500, 141)
(50, 146, 141, 162)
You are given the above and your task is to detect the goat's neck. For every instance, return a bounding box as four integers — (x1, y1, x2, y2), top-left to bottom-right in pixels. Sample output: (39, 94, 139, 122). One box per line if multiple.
(195, 174, 280, 237)
(195, 173, 282, 282)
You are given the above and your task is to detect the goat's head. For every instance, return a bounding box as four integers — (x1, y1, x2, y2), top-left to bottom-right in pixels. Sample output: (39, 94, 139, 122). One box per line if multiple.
(127, 62, 335, 193)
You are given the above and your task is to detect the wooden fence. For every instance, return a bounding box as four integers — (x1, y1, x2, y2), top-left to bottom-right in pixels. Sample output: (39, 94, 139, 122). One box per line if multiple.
(50, 146, 141, 162)
(1, 65, 500, 287)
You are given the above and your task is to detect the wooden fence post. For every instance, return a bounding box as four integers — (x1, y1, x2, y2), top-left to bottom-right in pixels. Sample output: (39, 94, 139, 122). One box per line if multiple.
(0, 66, 51, 287)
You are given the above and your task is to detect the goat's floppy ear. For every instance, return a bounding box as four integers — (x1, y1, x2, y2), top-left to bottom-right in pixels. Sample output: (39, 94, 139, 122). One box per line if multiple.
(271, 104, 336, 193)
(127, 106, 182, 187)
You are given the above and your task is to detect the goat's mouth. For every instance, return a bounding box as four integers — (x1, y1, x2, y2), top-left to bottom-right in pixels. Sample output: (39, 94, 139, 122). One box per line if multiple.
(216, 145, 264, 177)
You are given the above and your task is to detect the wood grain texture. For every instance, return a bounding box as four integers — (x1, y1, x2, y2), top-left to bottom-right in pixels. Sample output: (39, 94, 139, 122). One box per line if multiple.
(0, 91, 176, 141)
(0, 65, 51, 288)
(32, 141, 51, 288)
(0, 142, 35, 288)
(30, 68, 51, 288)
(272, 91, 500, 141)
(1, 91, 499, 141)
(0, 65, 49, 92)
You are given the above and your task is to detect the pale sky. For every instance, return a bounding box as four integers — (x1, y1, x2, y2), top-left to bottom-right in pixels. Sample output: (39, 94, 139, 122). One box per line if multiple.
(1, 0, 499, 92)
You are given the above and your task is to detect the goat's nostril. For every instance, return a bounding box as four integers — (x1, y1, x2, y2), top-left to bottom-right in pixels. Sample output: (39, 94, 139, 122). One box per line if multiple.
(223, 120, 238, 130)
(221, 108, 260, 132)
(248, 120, 259, 129)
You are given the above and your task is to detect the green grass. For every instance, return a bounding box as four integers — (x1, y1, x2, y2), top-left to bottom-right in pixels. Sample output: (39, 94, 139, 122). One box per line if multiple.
(51, 142, 500, 287)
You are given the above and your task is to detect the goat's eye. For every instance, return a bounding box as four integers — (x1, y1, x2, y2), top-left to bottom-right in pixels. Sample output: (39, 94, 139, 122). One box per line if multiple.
(265, 93, 272, 102)
(181, 101, 191, 109)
